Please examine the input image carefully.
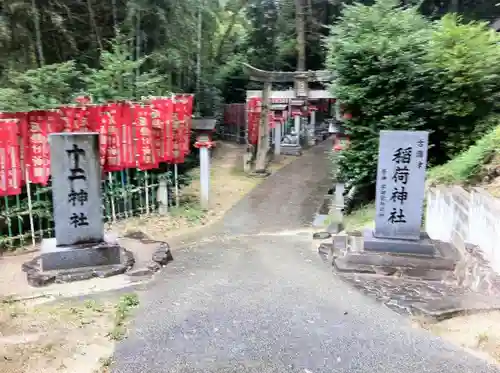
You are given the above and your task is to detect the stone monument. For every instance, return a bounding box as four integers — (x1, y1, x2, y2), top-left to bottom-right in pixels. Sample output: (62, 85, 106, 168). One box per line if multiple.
(363, 130, 434, 255)
(39, 133, 123, 272)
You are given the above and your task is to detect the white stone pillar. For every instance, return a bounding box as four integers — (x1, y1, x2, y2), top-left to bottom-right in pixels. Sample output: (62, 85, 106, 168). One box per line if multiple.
(199, 147, 210, 209)
(294, 115, 301, 145)
(274, 121, 281, 155)
(311, 110, 316, 126)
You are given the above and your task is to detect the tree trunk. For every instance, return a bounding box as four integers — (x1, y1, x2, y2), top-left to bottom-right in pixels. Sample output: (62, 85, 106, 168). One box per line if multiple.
(87, 0, 103, 50)
(255, 81, 271, 172)
(295, 0, 306, 71)
(31, 0, 45, 66)
(214, 0, 248, 64)
(196, 0, 203, 114)
(112, 0, 118, 35)
(135, 9, 141, 81)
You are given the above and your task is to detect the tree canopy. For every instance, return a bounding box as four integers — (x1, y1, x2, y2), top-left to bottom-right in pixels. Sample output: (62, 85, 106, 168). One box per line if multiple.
(2, 0, 499, 113)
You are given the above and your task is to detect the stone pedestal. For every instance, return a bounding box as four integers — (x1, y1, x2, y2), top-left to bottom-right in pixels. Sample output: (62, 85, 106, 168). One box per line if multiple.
(362, 228, 436, 255)
(280, 144, 302, 156)
(40, 234, 122, 271)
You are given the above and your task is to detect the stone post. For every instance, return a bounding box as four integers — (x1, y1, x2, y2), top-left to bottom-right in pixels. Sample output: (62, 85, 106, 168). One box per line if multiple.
(49, 133, 103, 245)
(274, 121, 281, 156)
(200, 147, 210, 209)
(294, 115, 301, 145)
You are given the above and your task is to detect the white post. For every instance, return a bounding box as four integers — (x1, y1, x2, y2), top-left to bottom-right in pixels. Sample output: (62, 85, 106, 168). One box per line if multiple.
(157, 177, 169, 215)
(335, 100, 342, 121)
(294, 115, 301, 145)
(199, 147, 210, 209)
(174, 163, 179, 208)
(274, 122, 281, 155)
(311, 110, 316, 126)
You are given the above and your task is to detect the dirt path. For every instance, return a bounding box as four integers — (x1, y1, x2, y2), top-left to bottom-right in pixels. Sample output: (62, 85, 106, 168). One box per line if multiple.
(108, 141, 295, 242)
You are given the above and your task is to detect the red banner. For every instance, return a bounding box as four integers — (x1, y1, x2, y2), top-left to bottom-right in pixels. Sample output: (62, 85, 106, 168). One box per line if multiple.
(86, 105, 108, 167)
(26, 111, 51, 185)
(247, 98, 260, 145)
(174, 95, 193, 158)
(0, 95, 193, 195)
(103, 104, 123, 171)
(0, 119, 22, 195)
(60, 106, 89, 132)
(151, 98, 174, 162)
(133, 104, 157, 170)
(122, 103, 135, 169)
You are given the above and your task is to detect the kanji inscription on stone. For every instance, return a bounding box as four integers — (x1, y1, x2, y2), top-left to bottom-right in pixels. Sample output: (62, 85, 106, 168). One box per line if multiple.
(49, 133, 104, 246)
(374, 130, 429, 240)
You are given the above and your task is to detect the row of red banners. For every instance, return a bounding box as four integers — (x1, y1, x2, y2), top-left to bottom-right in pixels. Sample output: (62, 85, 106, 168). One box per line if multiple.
(245, 98, 332, 145)
(0, 95, 193, 196)
(247, 98, 286, 145)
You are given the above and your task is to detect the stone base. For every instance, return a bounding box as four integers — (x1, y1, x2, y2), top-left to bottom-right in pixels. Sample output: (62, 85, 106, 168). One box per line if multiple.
(22, 248, 135, 287)
(362, 228, 435, 256)
(40, 236, 122, 271)
(280, 144, 302, 156)
(327, 230, 458, 281)
(327, 222, 344, 234)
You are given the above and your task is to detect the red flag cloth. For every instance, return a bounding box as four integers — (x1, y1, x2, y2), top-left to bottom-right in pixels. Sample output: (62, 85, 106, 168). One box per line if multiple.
(0, 119, 22, 196)
(102, 104, 123, 172)
(151, 107, 163, 164)
(184, 94, 194, 141)
(133, 104, 158, 170)
(26, 111, 51, 185)
(0, 112, 29, 185)
(247, 98, 260, 145)
(86, 105, 108, 168)
(151, 98, 174, 163)
(60, 105, 90, 132)
(120, 102, 135, 169)
(175, 94, 193, 157)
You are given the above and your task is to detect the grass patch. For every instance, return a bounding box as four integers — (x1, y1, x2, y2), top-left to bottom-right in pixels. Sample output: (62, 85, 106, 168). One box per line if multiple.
(344, 203, 375, 230)
(107, 293, 140, 341)
(169, 201, 206, 224)
(428, 125, 500, 186)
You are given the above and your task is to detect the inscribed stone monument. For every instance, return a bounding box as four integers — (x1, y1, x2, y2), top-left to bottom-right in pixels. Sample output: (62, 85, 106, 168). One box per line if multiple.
(374, 130, 429, 240)
(39, 132, 122, 272)
(363, 130, 434, 255)
(49, 133, 104, 245)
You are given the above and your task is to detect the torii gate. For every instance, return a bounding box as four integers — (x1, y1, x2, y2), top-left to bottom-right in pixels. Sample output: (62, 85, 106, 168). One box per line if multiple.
(243, 63, 336, 158)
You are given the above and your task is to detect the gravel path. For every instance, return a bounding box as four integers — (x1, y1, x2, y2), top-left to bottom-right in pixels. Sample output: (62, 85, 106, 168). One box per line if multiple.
(112, 142, 499, 373)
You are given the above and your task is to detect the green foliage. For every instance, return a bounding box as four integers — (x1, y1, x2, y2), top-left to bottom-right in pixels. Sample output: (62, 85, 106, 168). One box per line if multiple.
(428, 119, 500, 185)
(327, 0, 500, 201)
(0, 61, 81, 111)
(327, 0, 431, 189)
(83, 36, 170, 103)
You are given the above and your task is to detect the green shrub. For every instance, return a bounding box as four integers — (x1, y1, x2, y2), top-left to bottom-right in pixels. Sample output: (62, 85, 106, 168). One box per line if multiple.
(326, 0, 500, 203)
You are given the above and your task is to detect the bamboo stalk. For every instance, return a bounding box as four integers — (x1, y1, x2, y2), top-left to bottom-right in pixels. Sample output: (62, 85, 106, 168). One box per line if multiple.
(174, 164, 179, 208)
(108, 172, 116, 222)
(25, 169, 36, 247)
